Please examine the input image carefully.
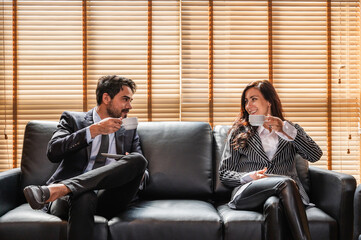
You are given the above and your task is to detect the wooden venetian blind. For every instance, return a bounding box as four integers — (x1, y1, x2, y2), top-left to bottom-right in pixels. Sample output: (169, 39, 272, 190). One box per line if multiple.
(271, 1, 330, 169)
(2, 0, 84, 170)
(0, 0, 12, 171)
(151, 0, 180, 121)
(213, 0, 269, 125)
(329, 1, 360, 179)
(0, 0, 360, 183)
(180, 0, 209, 122)
(86, 0, 148, 120)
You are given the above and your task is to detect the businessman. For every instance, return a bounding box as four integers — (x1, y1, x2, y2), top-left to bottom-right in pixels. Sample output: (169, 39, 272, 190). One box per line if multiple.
(23, 75, 148, 240)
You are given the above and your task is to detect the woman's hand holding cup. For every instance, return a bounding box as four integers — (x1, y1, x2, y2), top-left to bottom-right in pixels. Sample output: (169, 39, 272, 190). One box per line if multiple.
(264, 115, 283, 132)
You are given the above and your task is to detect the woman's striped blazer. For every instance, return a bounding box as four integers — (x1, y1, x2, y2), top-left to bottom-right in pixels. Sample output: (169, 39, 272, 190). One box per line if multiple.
(219, 122, 323, 205)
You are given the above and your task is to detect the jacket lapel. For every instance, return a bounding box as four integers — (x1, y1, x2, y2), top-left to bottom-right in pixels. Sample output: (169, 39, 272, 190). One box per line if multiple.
(247, 132, 269, 162)
(272, 136, 288, 160)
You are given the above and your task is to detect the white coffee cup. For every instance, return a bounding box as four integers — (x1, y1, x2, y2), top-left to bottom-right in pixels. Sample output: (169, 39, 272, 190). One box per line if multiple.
(249, 115, 265, 126)
(122, 117, 138, 130)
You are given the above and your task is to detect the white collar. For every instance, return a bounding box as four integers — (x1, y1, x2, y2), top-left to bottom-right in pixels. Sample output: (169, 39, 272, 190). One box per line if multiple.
(93, 108, 101, 124)
(257, 125, 272, 135)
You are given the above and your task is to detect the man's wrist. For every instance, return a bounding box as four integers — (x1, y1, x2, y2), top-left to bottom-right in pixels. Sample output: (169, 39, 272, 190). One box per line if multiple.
(89, 124, 100, 139)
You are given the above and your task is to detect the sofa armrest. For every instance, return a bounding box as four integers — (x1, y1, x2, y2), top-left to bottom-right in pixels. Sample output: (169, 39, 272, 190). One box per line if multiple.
(354, 184, 361, 240)
(0, 168, 22, 217)
(309, 166, 356, 240)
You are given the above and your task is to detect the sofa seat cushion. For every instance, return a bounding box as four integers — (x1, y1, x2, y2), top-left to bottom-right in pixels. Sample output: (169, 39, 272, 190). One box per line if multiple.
(0, 204, 66, 240)
(108, 200, 222, 240)
(217, 204, 263, 240)
(306, 206, 337, 240)
(0, 204, 108, 240)
(217, 204, 337, 240)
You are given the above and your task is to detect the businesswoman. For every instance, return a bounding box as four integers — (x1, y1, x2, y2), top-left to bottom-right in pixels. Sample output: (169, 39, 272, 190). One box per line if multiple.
(219, 80, 322, 240)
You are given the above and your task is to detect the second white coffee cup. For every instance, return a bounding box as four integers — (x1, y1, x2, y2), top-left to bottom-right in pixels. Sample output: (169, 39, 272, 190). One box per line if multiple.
(249, 115, 265, 126)
(122, 117, 138, 130)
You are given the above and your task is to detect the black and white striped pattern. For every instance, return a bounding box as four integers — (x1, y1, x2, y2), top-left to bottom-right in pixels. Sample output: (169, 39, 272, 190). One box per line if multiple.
(219, 122, 323, 204)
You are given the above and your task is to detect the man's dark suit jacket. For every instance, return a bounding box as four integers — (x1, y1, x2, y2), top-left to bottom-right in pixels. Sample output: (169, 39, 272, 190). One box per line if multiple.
(46, 108, 144, 185)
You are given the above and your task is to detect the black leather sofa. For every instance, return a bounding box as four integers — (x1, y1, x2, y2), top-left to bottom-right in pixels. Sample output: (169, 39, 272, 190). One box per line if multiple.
(0, 120, 356, 240)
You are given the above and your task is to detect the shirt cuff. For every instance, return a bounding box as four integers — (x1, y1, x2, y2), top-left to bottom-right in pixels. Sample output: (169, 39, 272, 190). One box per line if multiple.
(276, 121, 297, 141)
(85, 126, 94, 144)
(240, 173, 253, 185)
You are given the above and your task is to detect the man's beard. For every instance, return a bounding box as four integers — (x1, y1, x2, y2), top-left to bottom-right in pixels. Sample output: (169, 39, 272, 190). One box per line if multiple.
(106, 104, 129, 118)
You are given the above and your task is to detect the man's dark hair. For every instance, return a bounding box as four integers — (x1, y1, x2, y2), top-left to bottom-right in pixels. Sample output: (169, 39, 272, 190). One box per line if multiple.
(96, 75, 136, 105)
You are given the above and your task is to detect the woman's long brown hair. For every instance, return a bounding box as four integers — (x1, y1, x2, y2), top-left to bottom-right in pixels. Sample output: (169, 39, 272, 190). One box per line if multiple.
(230, 80, 285, 149)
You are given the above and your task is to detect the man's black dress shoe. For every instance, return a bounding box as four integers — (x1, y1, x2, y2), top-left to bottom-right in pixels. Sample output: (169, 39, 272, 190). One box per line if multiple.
(23, 185, 50, 210)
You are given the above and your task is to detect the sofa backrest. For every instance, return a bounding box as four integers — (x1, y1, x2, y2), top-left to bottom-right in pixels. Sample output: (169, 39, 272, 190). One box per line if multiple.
(138, 121, 213, 199)
(20, 121, 214, 200)
(213, 125, 310, 201)
(20, 121, 59, 190)
(19, 121, 309, 202)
